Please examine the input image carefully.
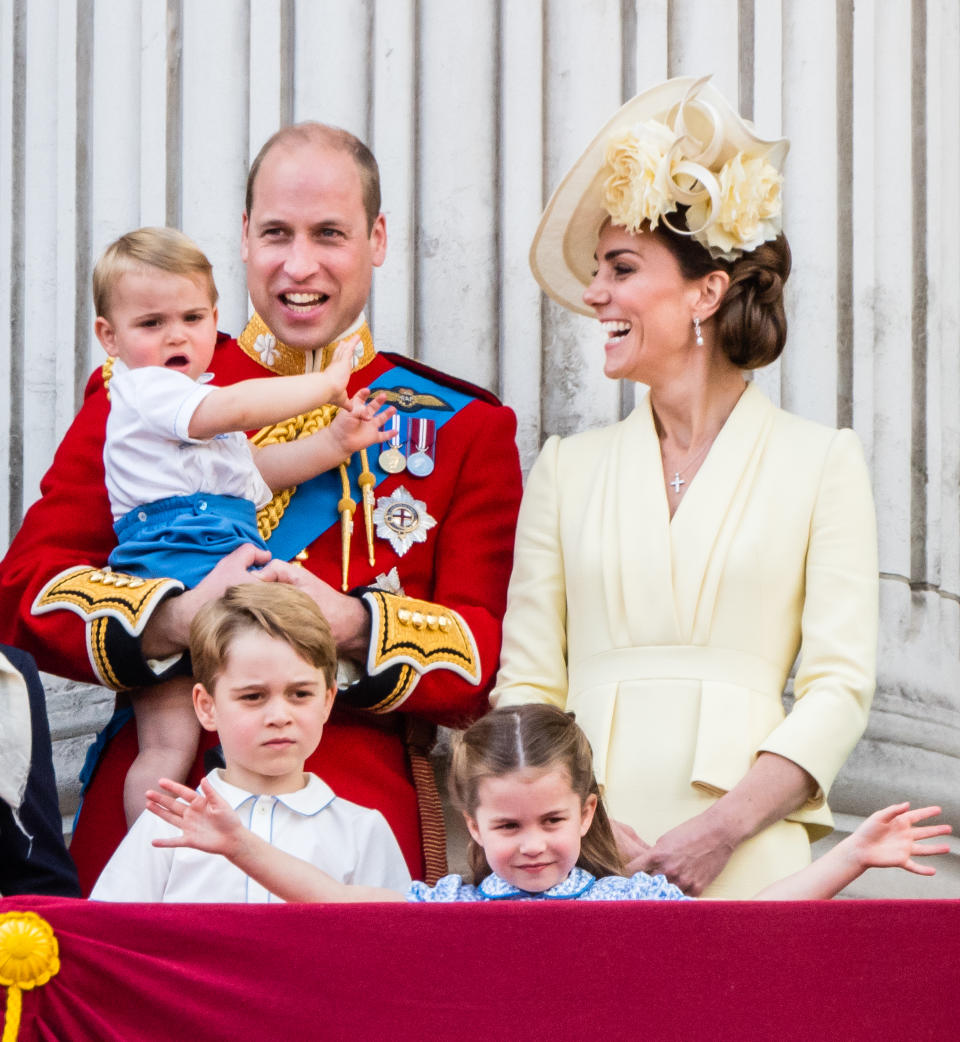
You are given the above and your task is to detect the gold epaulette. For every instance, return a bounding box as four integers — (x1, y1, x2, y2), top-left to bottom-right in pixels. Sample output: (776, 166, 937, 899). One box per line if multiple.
(32, 566, 183, 636)
(362, 590, 481, 711)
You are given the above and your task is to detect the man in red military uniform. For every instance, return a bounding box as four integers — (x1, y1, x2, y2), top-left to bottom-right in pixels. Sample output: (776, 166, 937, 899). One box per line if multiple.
(0, 124, 523, 893)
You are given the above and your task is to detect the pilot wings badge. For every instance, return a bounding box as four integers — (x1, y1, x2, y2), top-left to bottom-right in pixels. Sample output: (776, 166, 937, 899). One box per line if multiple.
(370, 385, 452, 413)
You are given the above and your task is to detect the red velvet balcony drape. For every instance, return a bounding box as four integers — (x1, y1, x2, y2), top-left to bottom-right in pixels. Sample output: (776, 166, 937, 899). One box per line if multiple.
(1, 896, 957, 1041)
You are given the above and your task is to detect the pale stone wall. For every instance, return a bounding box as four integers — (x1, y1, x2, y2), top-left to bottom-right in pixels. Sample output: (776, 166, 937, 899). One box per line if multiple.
(3, 0, 958, 896)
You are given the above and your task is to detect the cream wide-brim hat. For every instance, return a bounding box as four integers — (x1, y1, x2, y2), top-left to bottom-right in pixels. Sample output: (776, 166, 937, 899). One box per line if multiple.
(529, 75, 790, 316)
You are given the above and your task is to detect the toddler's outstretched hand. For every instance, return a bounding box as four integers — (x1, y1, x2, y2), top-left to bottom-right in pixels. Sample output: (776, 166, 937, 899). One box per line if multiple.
(148, 777, 246, 859)
(330, 389, 396, 457)
(849, 803, 952, 876)
(324, 337, 359, 407)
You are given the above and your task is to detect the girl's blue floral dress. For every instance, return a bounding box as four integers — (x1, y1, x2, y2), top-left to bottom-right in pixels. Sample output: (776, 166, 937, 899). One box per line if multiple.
(407, 866, 691, 902)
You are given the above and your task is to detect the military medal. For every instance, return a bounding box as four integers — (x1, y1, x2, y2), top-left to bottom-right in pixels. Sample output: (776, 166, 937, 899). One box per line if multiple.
(406, 418, 436, 477)
(379, 447, 406, 474)
(373, 486, 437, 556)
(379, 414, 406, 474)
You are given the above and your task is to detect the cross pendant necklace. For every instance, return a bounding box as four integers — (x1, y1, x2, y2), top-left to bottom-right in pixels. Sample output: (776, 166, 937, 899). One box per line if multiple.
(667, 436, 714, 496)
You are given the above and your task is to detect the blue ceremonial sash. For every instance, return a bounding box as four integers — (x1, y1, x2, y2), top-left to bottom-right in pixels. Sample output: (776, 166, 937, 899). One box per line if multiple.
(264, 364, 474, 561)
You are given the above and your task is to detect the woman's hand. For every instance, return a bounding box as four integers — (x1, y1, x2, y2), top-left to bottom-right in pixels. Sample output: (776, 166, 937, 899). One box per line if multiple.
(630, 811, 737, 895)
(147, 777, 247, 860)
(632, 752, 819, 894)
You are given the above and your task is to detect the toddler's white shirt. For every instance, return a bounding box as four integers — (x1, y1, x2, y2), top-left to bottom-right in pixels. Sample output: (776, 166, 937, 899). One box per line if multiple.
(104, 361, 272, 519)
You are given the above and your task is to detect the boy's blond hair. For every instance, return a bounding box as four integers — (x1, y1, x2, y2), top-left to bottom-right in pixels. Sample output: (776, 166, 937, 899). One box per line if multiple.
(93, 226, 219, 319)
(189, 584, 337, 693)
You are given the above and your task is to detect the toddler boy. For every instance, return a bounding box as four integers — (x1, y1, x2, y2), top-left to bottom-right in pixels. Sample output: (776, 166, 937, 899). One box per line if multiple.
(90, 227, 393, 826)
(91, 583, 411, 900)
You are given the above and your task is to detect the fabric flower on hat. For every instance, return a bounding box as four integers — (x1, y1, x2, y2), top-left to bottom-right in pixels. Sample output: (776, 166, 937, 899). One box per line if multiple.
(602, 120, 677, 232)
(688, 153, 783, 261)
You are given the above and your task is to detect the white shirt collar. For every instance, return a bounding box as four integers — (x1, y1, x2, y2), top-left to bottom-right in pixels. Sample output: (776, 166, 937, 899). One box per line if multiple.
(206, 769, 336, 817)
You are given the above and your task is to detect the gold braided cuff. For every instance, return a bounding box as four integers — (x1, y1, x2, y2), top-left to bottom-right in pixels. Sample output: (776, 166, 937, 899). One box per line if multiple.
(361, 590, 481, 710)
(33, 566, 185, 687)
(33, 566, 183, 634)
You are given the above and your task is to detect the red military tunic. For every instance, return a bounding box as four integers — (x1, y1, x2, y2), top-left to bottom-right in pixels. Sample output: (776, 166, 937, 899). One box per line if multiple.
(0, 317, 523, 892)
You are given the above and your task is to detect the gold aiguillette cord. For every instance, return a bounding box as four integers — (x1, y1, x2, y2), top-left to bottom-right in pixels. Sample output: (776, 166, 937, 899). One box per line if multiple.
(337, 463, 356, 592)
(358, 448, 376, 566)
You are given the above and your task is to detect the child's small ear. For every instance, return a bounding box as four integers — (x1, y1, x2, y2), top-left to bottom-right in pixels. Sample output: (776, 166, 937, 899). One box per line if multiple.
(94, 316, 119, 356)
(580, 793, 598, 837)
(464, 813, 483, 847)
(320, 683, 336, 723)
(193, 683, 218, 732)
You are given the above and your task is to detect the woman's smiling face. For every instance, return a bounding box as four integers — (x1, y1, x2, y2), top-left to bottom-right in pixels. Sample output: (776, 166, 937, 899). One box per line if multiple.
(582, 223, 703, 386)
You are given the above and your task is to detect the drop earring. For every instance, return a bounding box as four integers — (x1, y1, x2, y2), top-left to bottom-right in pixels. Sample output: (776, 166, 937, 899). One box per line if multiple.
(693, 316, 704, 346)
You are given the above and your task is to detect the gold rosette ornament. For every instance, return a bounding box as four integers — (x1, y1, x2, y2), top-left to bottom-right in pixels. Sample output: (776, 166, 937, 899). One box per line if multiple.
(0, 912, 60, 1042)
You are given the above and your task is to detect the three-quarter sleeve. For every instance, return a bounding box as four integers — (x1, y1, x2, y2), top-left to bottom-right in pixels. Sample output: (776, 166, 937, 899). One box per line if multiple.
(757, 427, 879, 809)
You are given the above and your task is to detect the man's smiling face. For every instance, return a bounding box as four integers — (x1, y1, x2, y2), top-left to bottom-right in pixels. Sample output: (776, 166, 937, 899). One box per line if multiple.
(241, 140, 386, 351)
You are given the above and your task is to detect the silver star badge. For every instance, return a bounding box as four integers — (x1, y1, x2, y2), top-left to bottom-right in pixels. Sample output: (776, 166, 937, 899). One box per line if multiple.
(373, 486, 436, 557)
(373, 566, 404, 595)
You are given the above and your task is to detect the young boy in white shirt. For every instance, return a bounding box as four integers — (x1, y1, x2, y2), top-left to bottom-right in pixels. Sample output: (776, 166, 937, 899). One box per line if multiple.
(88, 227, 394, 826)
(91, 583, 411, 901)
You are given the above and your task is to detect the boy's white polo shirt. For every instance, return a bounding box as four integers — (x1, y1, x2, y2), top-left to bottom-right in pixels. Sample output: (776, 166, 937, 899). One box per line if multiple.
(91, 769, 411, 902)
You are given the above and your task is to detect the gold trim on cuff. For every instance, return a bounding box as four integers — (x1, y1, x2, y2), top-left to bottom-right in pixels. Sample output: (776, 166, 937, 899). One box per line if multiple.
(363, 590, 481, 707)
(32, 566, 183, 636)
(88, 616, 122, 689)
(368, 664, 419, 713)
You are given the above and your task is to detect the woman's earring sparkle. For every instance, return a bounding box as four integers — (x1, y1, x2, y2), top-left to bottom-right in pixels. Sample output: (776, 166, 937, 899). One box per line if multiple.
(694, 316, 704, 346)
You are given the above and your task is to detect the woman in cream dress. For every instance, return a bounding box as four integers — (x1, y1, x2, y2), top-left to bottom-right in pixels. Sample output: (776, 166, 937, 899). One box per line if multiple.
(491, 77, 878, 898)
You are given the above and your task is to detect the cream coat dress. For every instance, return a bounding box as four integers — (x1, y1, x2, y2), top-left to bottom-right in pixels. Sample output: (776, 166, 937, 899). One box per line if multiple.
(492, 383, 878, 897)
